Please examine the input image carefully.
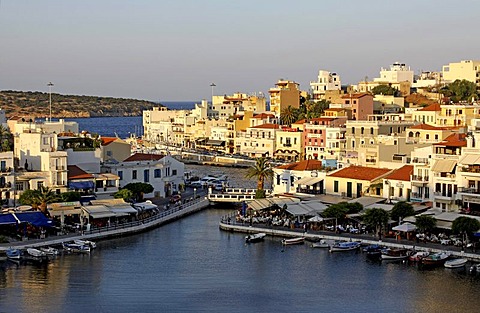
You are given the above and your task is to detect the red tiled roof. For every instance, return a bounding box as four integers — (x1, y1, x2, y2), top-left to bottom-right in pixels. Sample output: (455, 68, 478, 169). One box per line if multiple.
(384, 165, 413, 181)
(253, 113, 275, 119)
(328, 165, 391, 181)
(123, 153, 165, 162)
(276, 159, 323, 171)
(101, 137, 118, 146)
(67, 165, 94, 180)
(419, 103, 441, 111)
(251, 123, 280, 129)
(409, 124, 450, 131)
(433, 133, 467, 147)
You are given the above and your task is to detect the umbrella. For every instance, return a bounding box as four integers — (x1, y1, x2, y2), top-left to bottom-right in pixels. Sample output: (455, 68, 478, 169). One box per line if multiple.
(392, 222, 417, 232)
(308, 216, 324, 222)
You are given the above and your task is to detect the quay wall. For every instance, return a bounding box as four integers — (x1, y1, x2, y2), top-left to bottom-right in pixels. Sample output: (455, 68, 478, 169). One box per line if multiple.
(219, 221, 480, 262)
(0, 198, 210, 252)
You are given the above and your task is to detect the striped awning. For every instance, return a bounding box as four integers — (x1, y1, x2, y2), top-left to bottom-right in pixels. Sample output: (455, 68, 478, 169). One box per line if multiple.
(459, 154, 480, 165)
(294, 176, 323, 186)
(431, 159, 456, 173)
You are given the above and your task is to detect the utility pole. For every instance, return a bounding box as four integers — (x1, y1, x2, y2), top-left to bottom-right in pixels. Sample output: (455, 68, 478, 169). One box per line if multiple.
(48, 82, 54, 122)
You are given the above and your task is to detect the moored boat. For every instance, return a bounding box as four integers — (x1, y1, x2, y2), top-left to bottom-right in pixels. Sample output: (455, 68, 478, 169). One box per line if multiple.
(26, 248, 47, 258)
(40, 247, 59, 255)
(282, 237, 305, 245)
(74, 239, 96, 249)
(421, 251, 451, 266)
(6, 248, 21, 260)
(329, 241, 361, 252)
(381, 248, 411, 260)
(362, 244, 383, 257)
(63, 242, 91, 253)
(245, 233, 266, 243)
(409, 251, 430, 262)
(469, 263, 480, 274)
(311, 240, 330, 248)
(445, 258, 468, 268)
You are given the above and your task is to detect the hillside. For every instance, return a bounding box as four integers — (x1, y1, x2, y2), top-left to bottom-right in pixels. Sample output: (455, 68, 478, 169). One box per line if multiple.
(0, 90, 162, 118)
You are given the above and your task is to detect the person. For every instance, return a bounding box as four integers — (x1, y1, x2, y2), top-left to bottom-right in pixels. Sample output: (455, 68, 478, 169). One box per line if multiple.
(227, 217, 231, 225)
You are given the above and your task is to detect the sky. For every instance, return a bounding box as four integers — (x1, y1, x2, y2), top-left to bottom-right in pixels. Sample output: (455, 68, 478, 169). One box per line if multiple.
(0, 0, 479, 102)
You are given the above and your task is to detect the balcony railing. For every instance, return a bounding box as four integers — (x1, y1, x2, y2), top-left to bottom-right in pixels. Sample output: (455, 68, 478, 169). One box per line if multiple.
(0, 167, 12, 173)
(411, 175, 429, 182)
(433, 191, 454, 198)
(458, 187, 480, 195)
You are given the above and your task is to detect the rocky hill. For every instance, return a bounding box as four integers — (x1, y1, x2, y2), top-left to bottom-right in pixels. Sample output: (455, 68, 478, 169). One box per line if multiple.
(0, 90, 161, 118)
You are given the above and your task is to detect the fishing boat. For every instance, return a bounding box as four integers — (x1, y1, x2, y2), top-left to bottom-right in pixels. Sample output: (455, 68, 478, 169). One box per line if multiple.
(26, 248, 47, 258)
(329, 241, 361, 252)
(444, 258, 468, 268)
(281, 237, 305, 245)
(381, 248, 411, 260)
(74, 239, 97, 249)
(6, 248, 21, 260)
(311, 240, 330, 248)
(408, 251, 430, 262)
(40, 247, 59, 256)
(362, 244, 384, 257)
(245, 233, 266, 243)
(421, 251, 451, 266)
(63, 242, 91, 253)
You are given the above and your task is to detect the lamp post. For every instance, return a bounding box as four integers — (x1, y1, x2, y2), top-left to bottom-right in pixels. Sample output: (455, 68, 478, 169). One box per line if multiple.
(193, 188, 197, 199)
(210, 83, 216, 104)
(47, 82, 54, 122)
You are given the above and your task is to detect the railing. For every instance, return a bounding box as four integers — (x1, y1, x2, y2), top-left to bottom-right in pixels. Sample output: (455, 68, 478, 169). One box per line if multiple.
(411, 175, 429, 182)
(458, 187, 480, 195)
(0, 167, 12, 173)
(433, 191, 454, 198)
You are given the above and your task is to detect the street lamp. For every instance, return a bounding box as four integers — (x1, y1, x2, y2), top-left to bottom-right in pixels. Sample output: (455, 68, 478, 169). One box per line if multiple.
(47, 82, 54, 122)
(193, 188, 197, 199)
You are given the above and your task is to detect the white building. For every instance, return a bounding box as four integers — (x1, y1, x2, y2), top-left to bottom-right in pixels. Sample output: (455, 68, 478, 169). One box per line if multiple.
(374, 62, 414, 84)
(310, 70, 341, 101)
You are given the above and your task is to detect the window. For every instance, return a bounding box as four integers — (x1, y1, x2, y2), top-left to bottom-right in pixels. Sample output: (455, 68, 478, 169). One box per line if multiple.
(132, 170, 137, 180)
(370, 128, 374, 135)
(334, 181, 339, 192)
(16, 182, 24, 191)
(106, 151, 112, 157)
(37, 181, 44, 189)
(172, 169, 177, 176)
(118, 170, 123, 180)
(154, 169, 161, 178)
(144, 169, 149, 183)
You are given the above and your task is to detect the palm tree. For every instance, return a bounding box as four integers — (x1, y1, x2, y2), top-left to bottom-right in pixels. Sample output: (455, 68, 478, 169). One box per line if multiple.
(245, 157, 273, 199)
(415, 215, 437, 234)
(280, 105, 297, 126)
(362, 208, 389, 239)
(452, 216, 480, 247)
(35, 186, 59, 214)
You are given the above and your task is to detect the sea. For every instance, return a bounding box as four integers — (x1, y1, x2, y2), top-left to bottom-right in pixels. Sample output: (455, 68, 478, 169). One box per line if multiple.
(2, 111, 480, 312)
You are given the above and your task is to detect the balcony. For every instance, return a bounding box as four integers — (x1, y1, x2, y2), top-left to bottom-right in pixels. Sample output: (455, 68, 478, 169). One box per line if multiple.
(0, 182, 12, 189)
(434, 191, 455, 200)
(411, 157, 429, 164)
(458, 187, 480, 195)
(411, 175, 429, 183)
(410, 192, 428, 202)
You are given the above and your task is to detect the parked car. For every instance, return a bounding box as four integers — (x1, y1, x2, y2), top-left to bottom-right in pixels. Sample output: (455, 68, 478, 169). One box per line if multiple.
(170, 194, 182, 203)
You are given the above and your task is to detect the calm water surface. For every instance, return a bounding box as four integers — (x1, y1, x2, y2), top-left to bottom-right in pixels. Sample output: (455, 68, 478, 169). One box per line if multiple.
(1, 208, 480, 313)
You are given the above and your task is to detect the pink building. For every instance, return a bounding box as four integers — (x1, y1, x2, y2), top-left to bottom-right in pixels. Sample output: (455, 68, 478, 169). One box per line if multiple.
(342, 93, 373, 121)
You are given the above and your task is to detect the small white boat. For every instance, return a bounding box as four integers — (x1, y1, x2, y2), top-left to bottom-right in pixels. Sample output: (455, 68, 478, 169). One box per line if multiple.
(6, 248, 21, 259)
(74, 239, 96, 249)
(445, 258, 468, 268)
(40, 247, 59, 255)
(381, 248, 411, 260)
(63, 242, 91, 253)
(311, 240, 330, 248)
(27, 248, 47, 258)
(409, 251, 430, 262)
(282, 237, 305, 245)
(245, 233, 266, 243)
(329, 241, 361, 252)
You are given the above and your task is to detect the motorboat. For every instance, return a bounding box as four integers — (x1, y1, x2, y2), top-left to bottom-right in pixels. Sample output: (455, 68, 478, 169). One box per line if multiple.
(409, 251, 430, 262)
(444, 258, 468, 269)
(311, 240, 330, 248)
(40, 247, 59, 256)
(63, 242, 91, 253)
(381, 248, 411, 260)
(6, 248, 21, 260)
(26, 248, 47, 258)
(74, 239, 97, 249)
(362, 244, 384, 257)
(281, 237, 305, 245)
(245, 233, 266, 243)
(421, 251, 451, 266)
(329, 241, 361, 252)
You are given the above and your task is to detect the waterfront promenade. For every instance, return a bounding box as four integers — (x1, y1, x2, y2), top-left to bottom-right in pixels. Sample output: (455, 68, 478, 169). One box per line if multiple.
(0, 197, 210, 252)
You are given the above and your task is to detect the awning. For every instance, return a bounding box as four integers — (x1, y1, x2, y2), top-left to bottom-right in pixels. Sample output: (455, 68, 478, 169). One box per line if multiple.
(109, 205, 138, 216)
(459, 154, 480, 165)
(206, 139, 225, 146)
(294, 176, 323, 186)
(133, 201, 158, 211)
(49, 208, 82, 217)
(392, 222, 417, 232)
(68, 181, 95, 189)
(248, 198, 299, 211)
(286, 201, 328, 216)
(0, 214, 17, 225)
(14, 212, 54, 227)
(83, 205, 116, 219)
(349, 197, 385, 207)
(431, 159, 456, 173)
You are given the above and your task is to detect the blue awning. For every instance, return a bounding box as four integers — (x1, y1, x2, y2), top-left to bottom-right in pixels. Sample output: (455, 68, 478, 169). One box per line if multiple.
(0, 214, 17, 225)
(68, 181, 95, 190)
(14, 212, 54, 227)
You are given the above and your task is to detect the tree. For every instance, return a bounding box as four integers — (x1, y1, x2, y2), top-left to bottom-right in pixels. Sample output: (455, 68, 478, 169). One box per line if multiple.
(441, 79, 478, 102)
(0, 125, 13, 152)
(371, 84, 400, 96)
(452, 216, 480, 246)
(322, 203, 349, 221)
(35, 186, 60, 213)
(60, 191, 81, 202)
(19, 189, 41, 208)
(362, 208, 389, 239)
(415, 215, 437, 233)
(390, 201, 415, 223)
(245, 157, 273, 198)
(122, 183, 154, 202)
(114, 189, 134, 202)
(280, 105, 297, 126)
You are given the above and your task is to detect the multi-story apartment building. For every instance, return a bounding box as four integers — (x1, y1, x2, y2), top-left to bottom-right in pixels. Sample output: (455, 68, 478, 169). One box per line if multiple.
(235, 123, 279, 157)
(340, 93, 374, 121)
(310, 70, 341, 101)
(274, 127, 303, 162)
(302, 117, 346, 161)
(437, 103, 480, 127)
(269, 80, 300, 115)
(0, 151, 15, 206)
(100, 137, 131, 164)
(405, 124, 454, 144)
(442, 60, 480, 86)
(211, 93, 267, 118)
(411, 103, 441, 126)
(374, 62, 415, 84)
(356, 80, 411, 96)
(409, 146, 432, 203)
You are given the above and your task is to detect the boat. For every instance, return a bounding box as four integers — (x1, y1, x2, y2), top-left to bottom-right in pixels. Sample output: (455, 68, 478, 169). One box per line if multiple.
(329, 241, 361, 252)
(74, 239, 97, 249)
(6, 248, 21, 260)
(40, 247, 59, 255)
(245, 233, 266, 243)
(362, 244, 384, 257)
(421, 251, 451, 266)
(281, 237, 305, 245)
(63, 242, 91, 253)
(381, 248, 411, 260)
(408, 251, 430, 262)
(469, 263, 480, 274)
(26, 248, 47, 258)
(311, 240, 330, 248)
(444, 258, 468, 268)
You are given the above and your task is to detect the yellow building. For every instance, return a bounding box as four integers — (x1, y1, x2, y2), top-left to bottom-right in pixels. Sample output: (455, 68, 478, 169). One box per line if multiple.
(437, 103, 480, 127)
(356, 81, 411, 96)
(275, 128, 303, 161)
(411, 103, 441, 126)
(442, 60, 480, 86)
(269, 80, 300, 115)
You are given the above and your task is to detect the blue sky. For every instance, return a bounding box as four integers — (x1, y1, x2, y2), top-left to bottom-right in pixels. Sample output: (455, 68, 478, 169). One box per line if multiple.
(0, 0, 478, 102)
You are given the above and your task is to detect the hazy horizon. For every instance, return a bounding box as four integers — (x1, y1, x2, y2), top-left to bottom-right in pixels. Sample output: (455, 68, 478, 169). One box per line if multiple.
(1, 0, 479, 102)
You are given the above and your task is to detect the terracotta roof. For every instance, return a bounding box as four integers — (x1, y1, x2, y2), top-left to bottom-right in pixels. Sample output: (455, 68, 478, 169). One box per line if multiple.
(101, 137, 118, 146)
(328, 165, 391, 181)
(67, 165, 94, 180)
(419, 103, 441, 111)
(341, 93, 372, 99)
(384, 165, 413, 182)
(433, 133, 467, 147)
(409, 124, 450, 131)
(276, 159, 323, 171)
(251, 123, 280, 129)
(123, 153, 165, 162)
(253, 113, 275, 119)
